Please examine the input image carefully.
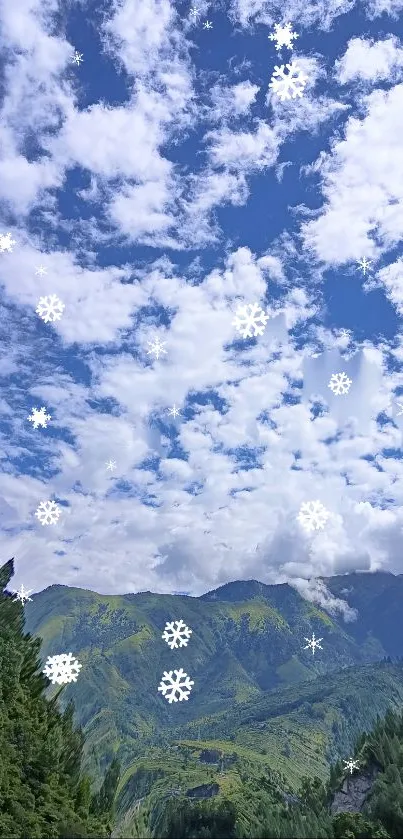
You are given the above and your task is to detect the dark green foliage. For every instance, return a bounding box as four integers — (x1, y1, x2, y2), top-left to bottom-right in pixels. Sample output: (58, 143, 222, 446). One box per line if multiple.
(155, 797, 237, 838)
(0, 559, 117, 838)
(91, 756, 121, 817)
(332, 812, 390, 838)
(146, 707, 403, 839)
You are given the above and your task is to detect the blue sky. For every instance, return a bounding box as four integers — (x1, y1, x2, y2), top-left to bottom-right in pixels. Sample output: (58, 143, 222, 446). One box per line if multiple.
(1, 0, 403, 611)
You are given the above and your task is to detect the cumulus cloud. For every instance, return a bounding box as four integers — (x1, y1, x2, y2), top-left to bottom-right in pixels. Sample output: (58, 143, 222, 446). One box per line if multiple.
(301, 84, 403, 266)
(0, 0, 402, 601)
(335, 36, 403, 84)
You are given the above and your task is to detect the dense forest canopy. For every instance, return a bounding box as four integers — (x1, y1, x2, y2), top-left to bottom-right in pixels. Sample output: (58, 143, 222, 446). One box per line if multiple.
(0, 558, 119, 838)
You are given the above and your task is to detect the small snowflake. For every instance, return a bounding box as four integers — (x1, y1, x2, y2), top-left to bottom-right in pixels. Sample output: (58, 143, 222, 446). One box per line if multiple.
(13, 584, 33, 605)
(303, 632, 323, 656)
(35, 500, 61, 526)
(339, 328, 351, 340)
(28, 407, 51, 429)
(35, 265, 47, 276)
(162, 620, 193, 649)
(158, 668, 194, 703)
(357, 257, 372, 276)
(168, 404, 181, 419)
(43, 652, 82, 685)
(269, 62, 307, 101)
(232, 302, 269, 339)
(328, 372, 352, 396)
(106, 459, 117, 471)
(0, 232, 16, 253)
(343, 758, 360, 775)
(297, 500, 330, 532)
(147, 337, 167, 360)
(203, 20, 213, 29)
(36, 294, 65, 323)
(72, 50, 84, 66)
(189, 5, 200, 17)
(268, 22, 299, 51)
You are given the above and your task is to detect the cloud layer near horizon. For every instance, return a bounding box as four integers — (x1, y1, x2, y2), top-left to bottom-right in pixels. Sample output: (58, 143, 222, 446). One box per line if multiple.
(1, 0, 403, 603)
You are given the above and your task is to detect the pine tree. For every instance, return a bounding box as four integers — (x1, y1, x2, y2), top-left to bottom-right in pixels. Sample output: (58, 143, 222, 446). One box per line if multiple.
(0, 558, 117, 838)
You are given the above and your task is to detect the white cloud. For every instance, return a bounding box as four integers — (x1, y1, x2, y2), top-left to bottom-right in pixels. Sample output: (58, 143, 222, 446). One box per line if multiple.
(1, 0, 403, 603)
(301, 84, 403, 264)
(229, 0, 356, 30)
(335, 36, 403, 84)
(210, 80, 260, 119)
(365, 0, 403, 17)
(206, 121, 279, 170)
(365, 257, 403, 314)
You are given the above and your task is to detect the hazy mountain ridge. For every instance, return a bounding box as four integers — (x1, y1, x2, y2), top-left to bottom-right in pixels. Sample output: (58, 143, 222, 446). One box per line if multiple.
(21, 571, 403, 836)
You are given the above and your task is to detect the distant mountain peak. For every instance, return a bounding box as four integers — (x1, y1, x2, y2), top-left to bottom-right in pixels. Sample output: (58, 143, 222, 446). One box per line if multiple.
(201, 579, 290, 602)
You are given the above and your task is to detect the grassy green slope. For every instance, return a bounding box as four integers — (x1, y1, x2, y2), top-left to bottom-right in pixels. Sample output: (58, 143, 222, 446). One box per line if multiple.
(22, 581, 390, 782)
(112, 661, 403, 837)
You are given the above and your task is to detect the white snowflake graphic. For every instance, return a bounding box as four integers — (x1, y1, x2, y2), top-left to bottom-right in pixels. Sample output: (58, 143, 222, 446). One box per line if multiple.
(357, 257, 372, 276)
(168, 404, 181, 419)
(297, 500, 330, 532)
(36, 294, 65, 324)
(232, 302, 269, 339)
(158, 668, 194, 703)
(147, 337, 167, 360)
(35, 265, 47, 276)
(328, 372, 352, 396)
(43, 653, 82, 685)
(106, 459, 117, 471)
(343, 758, 360, 775)
(268, 22, 299, 51)
(339, 328, 351, 340)
(0, 232, 16, 253)
(162, 620, 193, 649)
(190, 6, 200, 17)
(13, 584, 33, 605)
(203, 20, 213, 29)
(72, 50, 84, 66)
(269, 62, 307, 100)
(303, 632, 323, 656)
(35, 500, 61, 526)
(28, 407, 51, 429)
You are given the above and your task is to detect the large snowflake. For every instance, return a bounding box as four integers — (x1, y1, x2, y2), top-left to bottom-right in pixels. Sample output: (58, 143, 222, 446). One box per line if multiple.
(0, 232, 16, 253)
(13, 584, 33, 605)
(28, 407, 51, 429)
(303, 632, 323, 656)
(297, 500, 330, 532)
(158, 668, 194, 702)
(269, 62, 307, 100)
(343, 757, 360, 775)
(356, 257, 372, 276)
(268, 22, 299, 51)
(328, 372, 352, 396)
(43, 653, 82, 685)
(232, 302, 269, 339)
(36, 294, 65, 323)
(162, 619, 193, 649)
(72, 50, 84, 66)
(147, 337, 167, 360)
(35, 500, 61, 526)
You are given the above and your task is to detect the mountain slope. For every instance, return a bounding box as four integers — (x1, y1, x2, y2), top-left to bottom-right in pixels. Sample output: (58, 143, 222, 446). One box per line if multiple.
(20, 572, 403, 836)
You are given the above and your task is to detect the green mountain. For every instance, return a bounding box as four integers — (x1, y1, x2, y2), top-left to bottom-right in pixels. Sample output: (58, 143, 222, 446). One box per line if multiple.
(20, 571, 403, 837)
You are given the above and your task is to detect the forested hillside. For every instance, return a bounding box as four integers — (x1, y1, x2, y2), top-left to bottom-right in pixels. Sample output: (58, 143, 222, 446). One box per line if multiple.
(124, 708, 403, 838)
(0, 558, 119, 838)
(6, 561, 403, 838)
